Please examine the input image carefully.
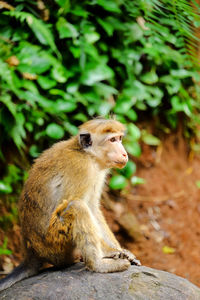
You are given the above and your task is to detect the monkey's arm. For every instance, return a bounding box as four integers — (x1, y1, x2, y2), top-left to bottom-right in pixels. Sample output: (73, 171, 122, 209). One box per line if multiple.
(96, 210, 121, 249)
(97, 209, 141, 265)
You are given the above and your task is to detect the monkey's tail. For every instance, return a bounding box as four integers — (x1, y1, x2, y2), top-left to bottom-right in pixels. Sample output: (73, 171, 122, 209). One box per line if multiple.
(0, 261, 39, 292)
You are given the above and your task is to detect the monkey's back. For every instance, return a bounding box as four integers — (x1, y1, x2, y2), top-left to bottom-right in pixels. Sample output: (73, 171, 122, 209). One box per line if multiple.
(19, 137, 92, 253)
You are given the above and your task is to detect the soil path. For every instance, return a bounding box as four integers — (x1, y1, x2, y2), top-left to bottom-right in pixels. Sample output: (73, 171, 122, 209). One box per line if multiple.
(105, 131, 200, 287)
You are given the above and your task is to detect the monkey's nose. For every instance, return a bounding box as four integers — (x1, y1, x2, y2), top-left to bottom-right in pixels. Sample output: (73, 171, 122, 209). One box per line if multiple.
(122, 153, 128, 160)
(122, 153, 128, 163)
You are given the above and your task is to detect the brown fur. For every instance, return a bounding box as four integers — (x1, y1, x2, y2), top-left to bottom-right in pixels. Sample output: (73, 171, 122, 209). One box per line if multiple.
(0, 118, 140, 291)
(79, 118, 125, 134)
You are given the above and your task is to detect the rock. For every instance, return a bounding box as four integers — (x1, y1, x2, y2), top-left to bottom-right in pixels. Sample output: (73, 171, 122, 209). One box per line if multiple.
(0, 263, 200, 300)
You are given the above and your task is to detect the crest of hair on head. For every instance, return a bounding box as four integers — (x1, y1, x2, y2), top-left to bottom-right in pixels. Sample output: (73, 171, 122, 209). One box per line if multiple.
(78, 117, 126, 135)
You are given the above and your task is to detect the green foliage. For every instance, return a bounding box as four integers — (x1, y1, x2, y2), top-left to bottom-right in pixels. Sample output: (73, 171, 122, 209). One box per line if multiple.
(0, 0, 200, 193)
(141, 130, 161, 146)
(119, 161, 137, 179)
(109, 175, 128, 190)
(109, 161, 137, 190)
(123, 124, 142, 157)
(0, 237, 12, 256)
(131, 176, 146, 186)
(0, 165, 26, 194)
(46, 123, 65, 139)
(149, 0, 200, 61)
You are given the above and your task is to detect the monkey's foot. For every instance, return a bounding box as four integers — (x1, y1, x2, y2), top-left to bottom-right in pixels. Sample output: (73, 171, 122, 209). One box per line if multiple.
(103, 249, 141, 266)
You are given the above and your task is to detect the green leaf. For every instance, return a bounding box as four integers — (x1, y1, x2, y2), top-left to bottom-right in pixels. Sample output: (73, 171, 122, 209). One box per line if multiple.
(5, 11, 60, 58)
(73, 113, 88, 122)
(56, 17, 78, 39)
(125, 109, 138, 121)
(123, 81, 147, 101)
(25, 122, 34, 132)
(94, 83, 118, 98)
(0, 94, 16, 118)
(145, 86, 163, 107)
(131, 176, 146, 185)
(46, 123, 65, 139)
(36, 118, 44, 126)
(70, 5, 88, 17)
(124, 141, 141, 157)
(166, 112, 178, 129)
(97, 18, 115, 36)
(54, 100, 77, 113)
(109, 175, 127, 190)
(10, 113, 26, 150)
(63, 122, 78, 135)
(97, 0, 121, 13)
(55, 0, 70, 12)
(134, 61, 143, 75)
(141, 70, 158, 84)
(170, 69, 192, 78)
(82, 63, 114, 85)
(127, 124, 141, 140)
(37, 76, 57, 89)
(29, 145, 40, 158)
(119, 161, 136, 179)
(128, 23, 143, 42)
(49, 89, 66, 96)
(142, 130, 161, 146)
(115, 115, 127, 124)
(0, 248, 12, 255)
(16, 42, 52, 74)
(51, 65, 69, 83)
(171, 96, 192, 117)
(114, 84, 144, 113)
(96, 101, 112, 116)
(85, 32, 100, 44)
(18, 90, 55, 112)
(0, 181, 12, 194)
(114, 99, 135, 114)
(67, 83, 79, 94)
(0, 237, 12, 255)
(160, 76, 181, 95)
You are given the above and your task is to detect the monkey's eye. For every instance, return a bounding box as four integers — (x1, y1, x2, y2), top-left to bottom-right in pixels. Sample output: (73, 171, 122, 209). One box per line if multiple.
(119, 135, 122, 141)
(110, 137, 116, 142)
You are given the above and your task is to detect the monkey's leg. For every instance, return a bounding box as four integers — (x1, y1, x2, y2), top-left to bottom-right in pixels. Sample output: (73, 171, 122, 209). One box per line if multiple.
(56, 200, 130, 273)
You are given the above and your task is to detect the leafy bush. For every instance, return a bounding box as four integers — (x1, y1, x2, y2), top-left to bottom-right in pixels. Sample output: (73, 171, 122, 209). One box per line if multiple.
(0, 0, 200, 193)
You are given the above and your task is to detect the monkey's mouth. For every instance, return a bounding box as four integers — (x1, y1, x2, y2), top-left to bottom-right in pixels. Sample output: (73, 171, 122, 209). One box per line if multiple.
(114, 160, 127, 166)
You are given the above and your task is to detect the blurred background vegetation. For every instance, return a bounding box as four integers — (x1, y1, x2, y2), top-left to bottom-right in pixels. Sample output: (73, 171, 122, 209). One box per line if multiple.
(0, 0, 200, 256)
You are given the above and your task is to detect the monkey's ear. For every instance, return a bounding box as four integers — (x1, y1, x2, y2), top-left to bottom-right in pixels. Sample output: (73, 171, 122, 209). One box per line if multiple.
(79, 133, 92, 148)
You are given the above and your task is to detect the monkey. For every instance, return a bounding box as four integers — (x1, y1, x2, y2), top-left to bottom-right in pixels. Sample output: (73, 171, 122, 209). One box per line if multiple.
(0, 118, 140, 291)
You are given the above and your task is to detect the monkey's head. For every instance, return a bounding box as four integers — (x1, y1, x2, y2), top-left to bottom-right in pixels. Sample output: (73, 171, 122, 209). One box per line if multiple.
(78, 118, 128, 169)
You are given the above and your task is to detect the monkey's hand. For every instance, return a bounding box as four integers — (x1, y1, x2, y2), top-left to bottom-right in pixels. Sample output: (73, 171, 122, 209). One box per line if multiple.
(103, 249, 141, 266)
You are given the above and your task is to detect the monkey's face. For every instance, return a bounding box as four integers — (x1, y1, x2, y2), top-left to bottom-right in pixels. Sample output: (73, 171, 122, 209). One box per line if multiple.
(79, 132, 128, 169)
(101, 134, 128, 169)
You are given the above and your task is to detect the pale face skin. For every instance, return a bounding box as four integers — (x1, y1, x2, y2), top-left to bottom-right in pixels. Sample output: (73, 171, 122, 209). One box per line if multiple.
(87, 133, 128, 169)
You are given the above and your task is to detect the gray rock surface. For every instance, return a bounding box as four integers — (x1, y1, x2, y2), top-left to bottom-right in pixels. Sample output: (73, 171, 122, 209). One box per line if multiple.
(0, 263, 200, 300)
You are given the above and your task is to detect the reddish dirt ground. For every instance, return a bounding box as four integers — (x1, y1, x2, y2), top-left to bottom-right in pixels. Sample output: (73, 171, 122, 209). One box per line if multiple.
(105, 130, 200, 287)
(1, 130, 200, 287)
